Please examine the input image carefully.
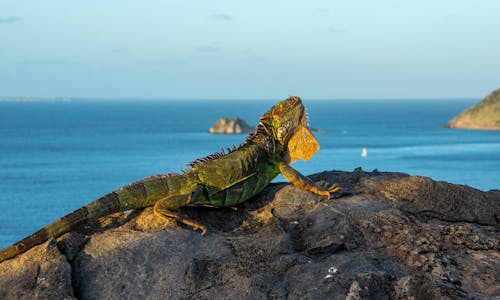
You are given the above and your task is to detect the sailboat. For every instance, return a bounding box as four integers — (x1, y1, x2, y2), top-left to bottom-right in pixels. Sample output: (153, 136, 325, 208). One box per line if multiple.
(361, 147, 368, 158)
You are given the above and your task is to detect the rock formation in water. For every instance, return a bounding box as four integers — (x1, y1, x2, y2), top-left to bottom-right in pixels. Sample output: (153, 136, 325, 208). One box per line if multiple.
(209, 117, 254, 134)
(0, 169, 499, 299)
(446, 88, 500, 130)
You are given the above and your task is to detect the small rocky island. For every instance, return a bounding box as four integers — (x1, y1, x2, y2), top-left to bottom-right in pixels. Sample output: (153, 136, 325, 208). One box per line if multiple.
(209, 117, 254, 134)
(0, 169, 498, 299)
(446, 88, 500, 130)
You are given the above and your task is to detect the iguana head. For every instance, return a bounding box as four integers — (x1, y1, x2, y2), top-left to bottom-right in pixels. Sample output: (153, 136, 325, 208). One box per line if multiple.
(260, 96, 320, 162)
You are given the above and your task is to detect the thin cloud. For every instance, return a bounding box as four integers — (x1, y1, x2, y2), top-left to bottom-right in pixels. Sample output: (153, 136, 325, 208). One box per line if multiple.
(239, 49, 267, 63)
(251, 56, 268, 63)
(313, 26, 346, 34)
(195, 45, 218, 53)
(313, 8, 330, 15)
(327, 26, 337, 33)
(326, 26, 348, 34)
(16, 59, 78, 67)
(137, 59, 189, 66)
(210, 13, 233, 21)
(111, 48, 129, 54)
(0, 16, 20, 24)
(240, 48, 254, 55)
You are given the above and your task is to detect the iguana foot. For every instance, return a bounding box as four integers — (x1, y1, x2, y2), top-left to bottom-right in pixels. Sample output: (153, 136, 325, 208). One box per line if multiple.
(317, 180, 342, 199)
(181, 218, 207, 235)
(153, 204, 207, 235)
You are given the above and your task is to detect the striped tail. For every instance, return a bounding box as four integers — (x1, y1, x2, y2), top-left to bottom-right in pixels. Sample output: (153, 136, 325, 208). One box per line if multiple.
(0, 171, 184, 263)
(0, 179, 156, 263)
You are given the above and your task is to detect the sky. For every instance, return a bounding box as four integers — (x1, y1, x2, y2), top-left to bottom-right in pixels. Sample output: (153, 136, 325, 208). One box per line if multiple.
(0, 0, 499, 100)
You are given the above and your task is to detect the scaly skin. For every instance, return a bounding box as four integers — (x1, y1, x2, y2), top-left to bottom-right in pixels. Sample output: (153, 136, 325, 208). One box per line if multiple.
(0, 96, 341, 263)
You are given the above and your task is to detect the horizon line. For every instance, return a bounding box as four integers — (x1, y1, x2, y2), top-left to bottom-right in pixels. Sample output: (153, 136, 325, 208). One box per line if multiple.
(0, 96, 478, 102)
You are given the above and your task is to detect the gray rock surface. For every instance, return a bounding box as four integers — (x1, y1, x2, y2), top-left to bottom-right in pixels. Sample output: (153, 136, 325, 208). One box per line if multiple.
(209, 117, 254, 134)
(0, 169, 499, 299)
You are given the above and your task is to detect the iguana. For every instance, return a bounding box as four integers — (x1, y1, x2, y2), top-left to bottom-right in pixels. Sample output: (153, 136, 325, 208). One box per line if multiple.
(0, 96, 341, 263)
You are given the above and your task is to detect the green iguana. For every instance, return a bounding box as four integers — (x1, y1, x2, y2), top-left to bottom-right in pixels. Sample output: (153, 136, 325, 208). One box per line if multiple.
(0, 96, 341, 263)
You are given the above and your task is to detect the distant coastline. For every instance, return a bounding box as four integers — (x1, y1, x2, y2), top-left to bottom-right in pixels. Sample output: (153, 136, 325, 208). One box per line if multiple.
(0, 96, 73, 102)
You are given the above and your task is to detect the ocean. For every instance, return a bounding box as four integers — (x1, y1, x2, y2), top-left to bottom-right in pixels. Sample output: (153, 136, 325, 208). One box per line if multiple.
(0, 99, 498, 247)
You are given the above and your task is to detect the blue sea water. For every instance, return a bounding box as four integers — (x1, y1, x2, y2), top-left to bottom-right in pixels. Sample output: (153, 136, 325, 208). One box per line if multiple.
(0, 99, 498, 247)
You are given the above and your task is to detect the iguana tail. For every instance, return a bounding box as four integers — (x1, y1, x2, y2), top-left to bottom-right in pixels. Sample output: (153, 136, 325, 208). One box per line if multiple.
(0, 177, 166, 263)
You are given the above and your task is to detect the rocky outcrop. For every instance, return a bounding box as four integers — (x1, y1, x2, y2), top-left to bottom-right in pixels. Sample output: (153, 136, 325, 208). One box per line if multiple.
(0, 169, 499, 299)
(446, 88, 500, 130)
(209, 117, 254, 134)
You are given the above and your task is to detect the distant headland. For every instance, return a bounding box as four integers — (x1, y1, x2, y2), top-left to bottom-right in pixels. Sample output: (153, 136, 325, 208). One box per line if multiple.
(445, 88, 500, 130)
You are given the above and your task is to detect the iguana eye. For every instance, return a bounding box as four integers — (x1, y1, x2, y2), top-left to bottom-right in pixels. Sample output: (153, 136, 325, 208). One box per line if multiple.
(277, 126, 287, 139)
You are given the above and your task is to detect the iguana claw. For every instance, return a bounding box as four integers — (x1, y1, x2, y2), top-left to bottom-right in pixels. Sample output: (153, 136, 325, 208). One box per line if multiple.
(317, 180, 342, 199)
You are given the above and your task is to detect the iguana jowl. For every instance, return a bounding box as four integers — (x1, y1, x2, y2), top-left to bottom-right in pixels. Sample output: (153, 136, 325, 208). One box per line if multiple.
(0, 96, 341, 263)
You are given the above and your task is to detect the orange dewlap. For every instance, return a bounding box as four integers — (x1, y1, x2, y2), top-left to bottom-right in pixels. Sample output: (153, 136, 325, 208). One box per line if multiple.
(287, 126, 320, 162)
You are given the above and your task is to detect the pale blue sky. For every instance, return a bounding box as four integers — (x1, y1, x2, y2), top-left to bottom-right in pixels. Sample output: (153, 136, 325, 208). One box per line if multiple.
(1, 1, 499, 99)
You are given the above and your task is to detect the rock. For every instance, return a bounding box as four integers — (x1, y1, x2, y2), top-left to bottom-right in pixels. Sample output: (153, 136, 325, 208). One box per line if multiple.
(446, 88, 500, 130)
(0, 170, 499, 299)
(0, 238, 74, 299)
(208, 117, 254, 134)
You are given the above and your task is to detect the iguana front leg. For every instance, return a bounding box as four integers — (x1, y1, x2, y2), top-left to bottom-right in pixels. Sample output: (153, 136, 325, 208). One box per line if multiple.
(153, 193, 207, 235)
(279, 162, 341, 198)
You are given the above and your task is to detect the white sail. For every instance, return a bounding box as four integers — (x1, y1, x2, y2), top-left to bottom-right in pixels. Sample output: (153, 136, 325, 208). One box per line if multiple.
(361, 147, 368, 158)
